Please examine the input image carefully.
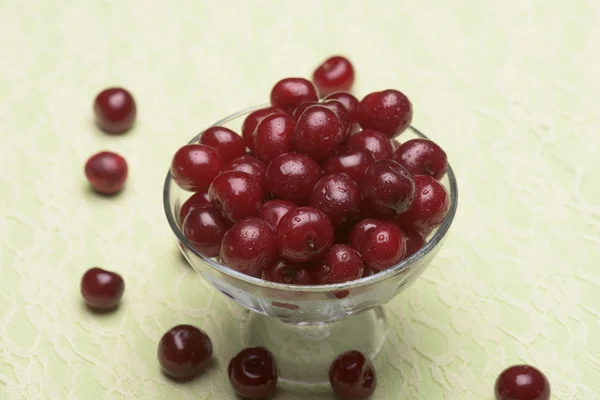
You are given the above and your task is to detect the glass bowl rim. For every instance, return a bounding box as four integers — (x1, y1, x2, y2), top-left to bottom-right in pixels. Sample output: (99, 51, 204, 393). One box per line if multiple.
(163, 104, 458, 293)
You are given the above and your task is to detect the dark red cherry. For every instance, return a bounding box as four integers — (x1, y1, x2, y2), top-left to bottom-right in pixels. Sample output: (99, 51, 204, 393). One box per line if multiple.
(178, 189, 210, 225)
(403, 229, 426, 258)
(495, 365, 550, 400)
(170, 144, 223, 191)
(393, 175, 450, 233)
(241, 106, 282, 153)
(81, 267, 125, 310)
(329, 350, 377, 399)
(276, 207, 334, 262)
(257, 199, 297, 230)
(253, 112, 296, 163)
(323, 99, 351, 139)
(183, 205, 229, 257)
(265, 152, 322, 204)
(84, 151, 128, 195)
(220, 218, 277, 277)
(292, 105, 346, 161)
(323, 91, 360, 123)
(228, 347, 278, 399)
(199, 126, 246, 164)
(209, 171, 262, 222)
(223, 155, 267, 199)
(292, 101, 319, 121)
(93, 87, 136, 134)
(312, 56, 355, 97)
(158, 325, 213, 380)
(361, 221, 406, 271)
(358, 89, 413, 138)
(348, 218, 382, 252)
(345, 129, 394, 161)
(362, 159, 416, 215)
(270, 77, 318, 114)
(315, 244, 363, 284)
(392, 139, 448, 180)
(308, 173, 363, 226)
(262, 259, 316, 285)
(323, 146, 375, 183)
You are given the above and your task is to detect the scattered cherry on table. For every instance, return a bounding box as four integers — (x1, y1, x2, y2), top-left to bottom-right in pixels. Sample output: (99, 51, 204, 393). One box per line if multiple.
(80, 267, 125, 310)
(495, 365, 550, 400)
(312, 56, 355, 97)
(228, 347, 278, 399)
(93, 87, 136, 134)
(85, 151, 128, 195)
(329, 350, 377, 399)
(157, 325, 213, 380)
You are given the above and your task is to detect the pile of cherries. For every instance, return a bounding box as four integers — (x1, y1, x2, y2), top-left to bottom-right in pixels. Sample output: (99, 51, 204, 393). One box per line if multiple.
(173, 62, 450, 287)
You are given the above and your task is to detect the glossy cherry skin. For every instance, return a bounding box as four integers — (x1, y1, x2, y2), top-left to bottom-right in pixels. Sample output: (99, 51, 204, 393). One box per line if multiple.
(270, 77, 319, 114)
(323, 99, 351, 137)
(329, 351, 376, 399)
(80, 267, 125, 310)
(257, 199, 297, 230)
(209, 171, 262, 222)
(199, 126, 246, 164)
(262, 258, 316, 285)
(293, 105, 346, 161)
(253, 112, 296, 163)
(361, 221, 406, 271)
(265, 152, 322, 204)
(157, 325, 213, 380)
(308, 173, 363, 226)
(93, 87, 136, 134)
(178, 188, 211, 225)
(362, 159, 416, 216)
(170, 144, 223, 191)
(223, 155, 267, 199)
(182, 205, 229, 257)
(84, 151, 128, 195)
(394, 175, 450, 233)
(324, 91, 360, 123)
(358, 89, 413, 138)
(315, 244, 363, 284)
(228, 347, 278, 399)
(276, 207, 334, 262)
(403, 229, 426, 258)
(292, 101, 319, 121)
(323, 146, 375, 183)
(348, 218, 382, 252)
(312, 56, 355, 97)
(220, 217, 277, 277)
(241, 106, 282, 152)
(495, 365, 550, 400)
(345, 129, 394, 161)
(392, 139, 448, 180)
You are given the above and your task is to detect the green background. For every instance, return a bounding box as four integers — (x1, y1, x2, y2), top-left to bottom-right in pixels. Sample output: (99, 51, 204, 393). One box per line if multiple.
(1, 0, 599, 398)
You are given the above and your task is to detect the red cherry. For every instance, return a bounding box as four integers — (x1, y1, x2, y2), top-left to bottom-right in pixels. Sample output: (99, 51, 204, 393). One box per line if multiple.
(170, 144, 223, 191)
(312, 56, 355, 97)
(220, 218, 277, 277)
(241, 106, 282, 152)
(392, 139, 448, 180)
(324, 91, 360, 123)
(84, 151, 128, 195)
(80, 267, 125, 310)
(158, 325, 213, 380)
(262, 259, 316, 285)
(315, 244, 363, 284)
(178, 189, 210, 225)
(93, 87, 136, 134)
(348, 218, 382, 252)
(228, 347, 278, 399)
(361, 221, 406, 271)
(362, 159, 416, 215)
(292, 101, 319, 121)
(323, 146, 375, 183)
(323, 99, 351, 139)
(223, 155, 267, 199)
(345, 129, 394, 161)
(358, 89, 413, 138)
(199, 126, 246, 164)
(495, 365, 550, 400)
(394, 175, 450, 233)
(208, 171, 262, 223)
(292, 105, 345, 161)
(329, 351, 377, 399)
(265, 152, 322, 204)
(253, 112, 296, 163)
(308, 173, 363, 226)
(256, 199, 297, 230)
(403, 229, 426, 258)
(276, 207, 334, 262)
(182, 205, 229, 257)
(270, 77, 318, 114)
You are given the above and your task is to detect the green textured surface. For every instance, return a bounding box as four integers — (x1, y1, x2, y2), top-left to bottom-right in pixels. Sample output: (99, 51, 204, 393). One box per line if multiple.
(1, 0, 600, 398)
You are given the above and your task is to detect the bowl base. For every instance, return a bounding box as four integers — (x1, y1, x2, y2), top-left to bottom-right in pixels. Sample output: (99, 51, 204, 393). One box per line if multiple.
(240, 307, 388, 391)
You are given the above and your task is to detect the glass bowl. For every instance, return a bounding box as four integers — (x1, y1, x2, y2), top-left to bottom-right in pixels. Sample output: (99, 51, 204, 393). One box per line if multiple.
(163, 105, 458, 388)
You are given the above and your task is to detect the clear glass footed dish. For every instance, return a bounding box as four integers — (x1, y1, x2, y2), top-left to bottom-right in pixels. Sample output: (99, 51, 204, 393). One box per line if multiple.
(163, 105, 458, 388)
